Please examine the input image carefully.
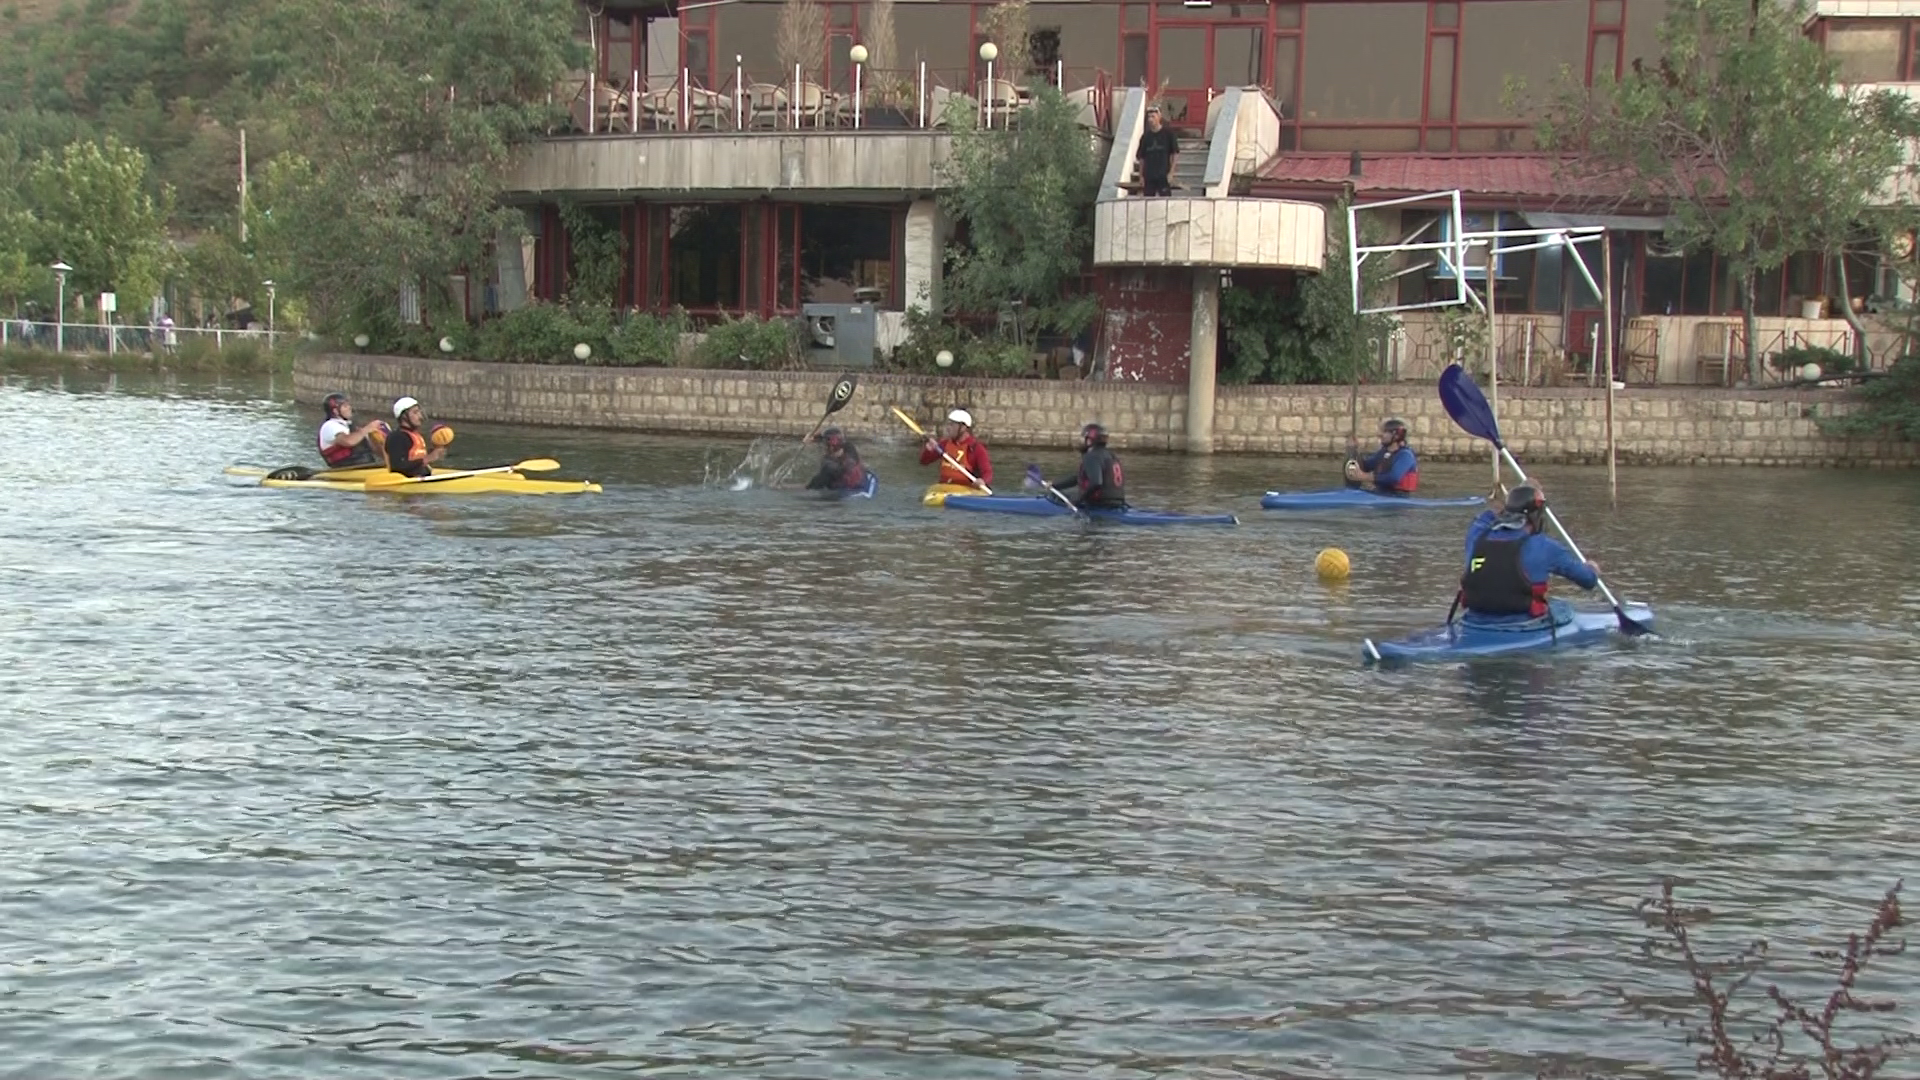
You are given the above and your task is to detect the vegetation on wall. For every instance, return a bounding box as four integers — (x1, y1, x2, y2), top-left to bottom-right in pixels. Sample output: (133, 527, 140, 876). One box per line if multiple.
(1532, 0, 1920, 382)
(1219, 199, 1397, 385)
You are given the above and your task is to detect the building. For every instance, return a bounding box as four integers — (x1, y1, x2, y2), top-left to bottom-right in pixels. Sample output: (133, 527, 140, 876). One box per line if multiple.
(487, 0, 1909, 420)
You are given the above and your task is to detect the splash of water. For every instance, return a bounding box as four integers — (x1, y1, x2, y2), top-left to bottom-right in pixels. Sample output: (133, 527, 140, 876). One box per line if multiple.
(702, 437, 813, 491)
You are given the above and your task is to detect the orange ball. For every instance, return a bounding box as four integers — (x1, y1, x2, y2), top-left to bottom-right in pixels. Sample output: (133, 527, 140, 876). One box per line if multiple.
(429, 423, 455, 447)
(368, 421, 389, 448)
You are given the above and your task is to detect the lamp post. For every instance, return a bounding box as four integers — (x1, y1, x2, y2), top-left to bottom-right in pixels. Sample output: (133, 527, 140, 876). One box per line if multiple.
(978, 42, 998, 129)
(262, 280, 276, 336)
(50, 261, 71, 353)
(850, 44, 868, 129)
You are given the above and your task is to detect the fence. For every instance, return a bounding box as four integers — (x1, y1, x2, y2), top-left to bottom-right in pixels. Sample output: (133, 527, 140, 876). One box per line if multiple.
(1, 320, 291, 355)
(548, 62, 1114, 136)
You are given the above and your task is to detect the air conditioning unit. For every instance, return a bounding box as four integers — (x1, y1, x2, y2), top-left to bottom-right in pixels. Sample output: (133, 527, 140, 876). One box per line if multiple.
(802, 303, 878, 368)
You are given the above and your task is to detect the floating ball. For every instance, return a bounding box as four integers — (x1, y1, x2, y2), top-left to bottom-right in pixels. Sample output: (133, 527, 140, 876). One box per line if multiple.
(1315, 547, 1351, 582)
(429, 423, 456, 447)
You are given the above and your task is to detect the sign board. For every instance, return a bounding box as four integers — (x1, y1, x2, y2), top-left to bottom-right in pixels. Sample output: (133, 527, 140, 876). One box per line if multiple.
(99, 292, 117, 314)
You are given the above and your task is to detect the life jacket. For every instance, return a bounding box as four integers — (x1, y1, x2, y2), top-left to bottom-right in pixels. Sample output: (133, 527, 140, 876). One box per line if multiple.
(1080, 447, 1125, 507)
(389, 427, 430, 476)
(840, 457, 868, 490)
(938, 436, 981, 486)
(319, 430, 378, 466)
(1376, 446, 1419, 494)
(1459, 527, 1547, 617)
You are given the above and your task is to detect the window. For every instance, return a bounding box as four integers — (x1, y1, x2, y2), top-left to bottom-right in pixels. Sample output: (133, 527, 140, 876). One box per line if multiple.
(800, 206, 895, 305)
(1623, 0, 1664, 71)
(715, 2, 781, 82)
(778, 206, 799, 311)
(668, 206, 743, 310)
(1302, 2, 1425, 120)
(1122, 33, 1149, 85)
(1031, 4, 1121, 84)
(1460, 1, 1587, 120)
(1826, 21, 1905, 82)
(894, 3, 972, 83)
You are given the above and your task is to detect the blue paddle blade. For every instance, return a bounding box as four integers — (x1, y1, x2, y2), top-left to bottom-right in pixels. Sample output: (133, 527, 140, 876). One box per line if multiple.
(1438, 364, 1504, 447)
(1023, 464, 1044, 489)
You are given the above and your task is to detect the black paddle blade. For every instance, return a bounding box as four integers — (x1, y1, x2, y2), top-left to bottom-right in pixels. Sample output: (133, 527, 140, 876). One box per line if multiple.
(1438, 364, 1503, 446)
(265, 466, 314, 481)
(825, 375, 857, 414)
(1614, 606, 1655, 637)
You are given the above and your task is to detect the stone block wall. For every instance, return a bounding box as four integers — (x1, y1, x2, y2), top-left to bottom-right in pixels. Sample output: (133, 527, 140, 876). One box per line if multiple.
(296, 354, 1918, 466)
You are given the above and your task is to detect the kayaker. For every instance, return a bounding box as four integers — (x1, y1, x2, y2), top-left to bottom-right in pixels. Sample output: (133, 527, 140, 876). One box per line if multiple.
(804, 427, 870, 493)
(385, 396, 447, 479)
(1345, 418, 1419, 495)
(1458, 482, 1601, 626)
(1050, 423, 1126, 509)
(316, 393, 385, 467)
(919, 408, 993, 488)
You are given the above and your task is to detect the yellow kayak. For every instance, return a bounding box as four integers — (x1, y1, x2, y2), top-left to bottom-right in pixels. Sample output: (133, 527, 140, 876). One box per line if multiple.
(263, 469, 601, 496)
(923, 482, 989, 507)
(225, 463, 394, 482)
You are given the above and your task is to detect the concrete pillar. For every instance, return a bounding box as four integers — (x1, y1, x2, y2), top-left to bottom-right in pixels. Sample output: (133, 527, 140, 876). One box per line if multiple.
(1186, 267, 1219, 454)
(903, 198, 944, 313)
(493, 215, 535, 313)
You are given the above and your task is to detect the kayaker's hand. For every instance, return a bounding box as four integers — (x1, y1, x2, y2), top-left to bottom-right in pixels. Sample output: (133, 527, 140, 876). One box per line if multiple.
(923, 437, 940, 454)
(1585, 559, 1602, 575)
(1343, 460, 1363, 483)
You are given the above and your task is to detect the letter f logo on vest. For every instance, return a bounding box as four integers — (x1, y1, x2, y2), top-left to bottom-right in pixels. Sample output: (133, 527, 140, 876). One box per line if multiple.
(1470, 557, 1486, 572)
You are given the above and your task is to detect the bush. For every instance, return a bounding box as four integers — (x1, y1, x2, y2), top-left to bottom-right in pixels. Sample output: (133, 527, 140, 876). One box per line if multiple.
(611, 309, 689, 366)
(890, 307, 1039, 378)
(1771, 343, 1856, 376)
(697, 313, 797, 369)
(1820, 354, 1920, 441)
(471, 303, 614, 364)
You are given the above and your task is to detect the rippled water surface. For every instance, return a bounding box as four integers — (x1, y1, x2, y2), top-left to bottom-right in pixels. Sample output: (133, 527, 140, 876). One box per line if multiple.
(2, 371, 1916, 1079)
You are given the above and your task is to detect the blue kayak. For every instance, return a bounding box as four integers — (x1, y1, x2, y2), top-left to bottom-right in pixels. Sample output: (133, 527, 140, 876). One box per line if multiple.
(818, 471, 879, 500)
(1262, 488, 1487, 511)
(944, 494, 1238, 526)
(1362, 603, 1655, 665)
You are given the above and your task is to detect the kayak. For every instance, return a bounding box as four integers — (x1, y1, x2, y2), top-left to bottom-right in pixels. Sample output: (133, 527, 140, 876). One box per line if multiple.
(264, 470, 601, 496)
(943, 494, 1238, 526)
(821, 471, 880, 500)
(226, 463, 394, 482)
(1261, 488, 1487, 511)
(1361, 603, 1656, 665)
(922, 482, 988, 507)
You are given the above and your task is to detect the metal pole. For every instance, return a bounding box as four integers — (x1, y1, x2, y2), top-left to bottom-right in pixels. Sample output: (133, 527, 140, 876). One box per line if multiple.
(735, 55, 743, 129)
(631, 69, 640, 132)
(55, 277, 65, 353)
(793, 63, 801, 128)
(1602, 230, 1618, 506)
(681, 66, 689, 128)
(918, 61, 926, 127)
(853, 60, 862, 128)
(985, 59, 994, 128)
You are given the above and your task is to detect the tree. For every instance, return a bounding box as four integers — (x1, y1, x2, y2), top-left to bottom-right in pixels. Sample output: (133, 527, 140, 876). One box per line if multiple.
(1220, 197, 1398, 385)
(27, 136, 175, 318)
(937, 85, 1101, 338)
(1535, 0, 1920, 381)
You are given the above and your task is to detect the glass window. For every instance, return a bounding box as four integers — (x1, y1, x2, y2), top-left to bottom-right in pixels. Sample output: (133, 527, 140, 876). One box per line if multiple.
(1301, 2, 1425, 120)
(1157, 1, 1265, 17)
(1460, 0, 1587, 120)
(1531, 241, 1563, 312)
(716, 2, 781, 83)
(894, 4, 972, 86)
(1641, 251, 1683, 315)
(1432, 2, 1459, 28)
(1123, 33, 1149, 85)
(646, 206, 668, 310)
(1427, 34, 1454, 121)
(744, 204, 766, 313)
(1272, 35, 1299, 116)
(1593, 0, 1623, 25)
(685, 29, 713, 87)
(1680, 249, 1713, 315)
(1589, 30, 1619, 82)
(1124, 3, 1147, 29)
(1157, 26, 1206, 88)
(606, 14, 637, 83)
(1623, 0, 1665, 72)
(801, 206, 895, 304)
(1826, 22, 1904, 82)
(669, 205, 743, 310)
(1031, 4, 1122, 85)
(1214, 25, 1262, 86)
(1301, 127, 1420, 151)
(1276, 2, 1301, 28)
(1753, 263, 1784, 317)
(778, 206, 799, 311)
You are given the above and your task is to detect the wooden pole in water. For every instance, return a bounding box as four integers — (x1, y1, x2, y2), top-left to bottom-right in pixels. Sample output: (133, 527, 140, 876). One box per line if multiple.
(1485, 242, 1501, 492)
(1602, 230, 1618, 507)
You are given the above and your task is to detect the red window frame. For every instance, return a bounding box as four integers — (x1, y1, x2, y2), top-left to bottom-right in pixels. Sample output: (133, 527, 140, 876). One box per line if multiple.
(1586, 0, 1625, 85)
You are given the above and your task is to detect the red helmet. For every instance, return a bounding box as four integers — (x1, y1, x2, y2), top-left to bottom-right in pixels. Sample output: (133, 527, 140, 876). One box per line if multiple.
(1081, 422, 1108, 447)
(821, 427, 847, 451)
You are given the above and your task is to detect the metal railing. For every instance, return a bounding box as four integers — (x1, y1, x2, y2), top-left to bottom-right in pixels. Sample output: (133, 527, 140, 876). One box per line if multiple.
(1, 320, 291, 355)
(548, 62, 1113, 136)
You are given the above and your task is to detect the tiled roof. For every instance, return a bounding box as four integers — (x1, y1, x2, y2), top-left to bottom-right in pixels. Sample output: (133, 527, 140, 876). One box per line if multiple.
(1254, 153, 1638, 202)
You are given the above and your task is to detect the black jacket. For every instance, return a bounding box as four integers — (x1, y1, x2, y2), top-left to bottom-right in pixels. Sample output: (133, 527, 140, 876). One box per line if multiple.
(1054, 446, 1125, 508)
(806, 446, 867, 491)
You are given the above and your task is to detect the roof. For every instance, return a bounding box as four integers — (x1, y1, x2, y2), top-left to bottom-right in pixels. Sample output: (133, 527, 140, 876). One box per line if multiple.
(1252, 152, 1647, 207)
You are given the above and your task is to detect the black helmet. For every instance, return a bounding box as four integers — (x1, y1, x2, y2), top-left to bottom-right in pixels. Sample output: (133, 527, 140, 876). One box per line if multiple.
(1505, 482, 1545, 515)
(323, 392, 349, 418)
(1081, 422, 1108, 447)
(821, 427, 847, 451)
(1381, 417, 1409, 440)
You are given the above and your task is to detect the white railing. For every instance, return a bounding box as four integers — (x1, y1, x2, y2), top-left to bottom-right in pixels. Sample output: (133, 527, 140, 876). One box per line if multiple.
(1, 319, 291, 355)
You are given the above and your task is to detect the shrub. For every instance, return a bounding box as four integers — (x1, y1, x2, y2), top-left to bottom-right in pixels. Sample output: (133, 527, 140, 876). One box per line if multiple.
(1771, 343, 1856, 377)
(890, 307, 1038, 378)
(611, 309, 689, 366)
(471, 303, 614, 364)
(1820, 354, 1920, 441)
(698, 313, 797, 369)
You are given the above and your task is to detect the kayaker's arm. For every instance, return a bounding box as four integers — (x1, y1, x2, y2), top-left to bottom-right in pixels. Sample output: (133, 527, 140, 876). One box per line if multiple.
(971, 441, 993, 486)
(1542, 538, 1601, 590)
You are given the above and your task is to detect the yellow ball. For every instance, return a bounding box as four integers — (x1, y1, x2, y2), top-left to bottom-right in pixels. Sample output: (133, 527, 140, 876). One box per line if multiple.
(1315, 547, 1351, 582)
(429, 423, 456, 447)
(368, 421, 389, 448)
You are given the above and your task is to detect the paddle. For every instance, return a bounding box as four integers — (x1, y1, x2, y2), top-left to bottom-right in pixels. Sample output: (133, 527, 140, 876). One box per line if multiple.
(1023, 464, 1084, 517)
(802, 375, 859, 445)
(227, 463, 372, 480)
(1437, 364, 1653, 637)
(888, 406, 992, 495)
(363, 458, 561, 489)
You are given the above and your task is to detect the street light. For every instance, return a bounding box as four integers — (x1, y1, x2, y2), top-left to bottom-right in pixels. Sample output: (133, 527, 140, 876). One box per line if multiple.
(979, 42, 998, 129)
(50, 261, 71, 353)
(850, 43, 868, 129)
(262, 280, 276, 335)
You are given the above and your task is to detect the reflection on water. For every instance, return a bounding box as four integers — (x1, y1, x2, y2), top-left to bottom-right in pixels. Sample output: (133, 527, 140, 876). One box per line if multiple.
(1, 371, 1916, 1080)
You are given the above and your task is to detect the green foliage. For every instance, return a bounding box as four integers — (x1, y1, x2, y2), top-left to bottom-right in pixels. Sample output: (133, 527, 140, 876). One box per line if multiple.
(1820, 355, 1920, 440)
(1533, 0, 1920, 379)
(612, 309, 688, 366)
(891, 307, 1038, 377)
(26, 136, 176, 316)
(557, 200, 627, 311)
(698, 314, 798, 369)
(1771, 343, 1855, 376)
(937, 85, 1101, 337)
(1218, 200, 1397, 385)
(468, 303, 697, 366)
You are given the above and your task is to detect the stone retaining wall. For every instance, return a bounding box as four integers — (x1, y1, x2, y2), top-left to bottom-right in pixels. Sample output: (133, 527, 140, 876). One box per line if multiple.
(297, 353, 1918, 466)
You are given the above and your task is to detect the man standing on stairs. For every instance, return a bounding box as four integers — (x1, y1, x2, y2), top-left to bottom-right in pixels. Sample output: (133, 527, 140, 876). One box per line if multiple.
(1136, 105, 1179, 197)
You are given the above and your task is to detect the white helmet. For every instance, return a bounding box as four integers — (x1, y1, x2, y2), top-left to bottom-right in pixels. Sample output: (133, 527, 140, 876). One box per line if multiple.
(392, 396, 420, 418)
(947, 408, 973, 428)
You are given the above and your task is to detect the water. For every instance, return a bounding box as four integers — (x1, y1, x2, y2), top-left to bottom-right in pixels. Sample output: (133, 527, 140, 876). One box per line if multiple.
(2, 371, 1916, 1080)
